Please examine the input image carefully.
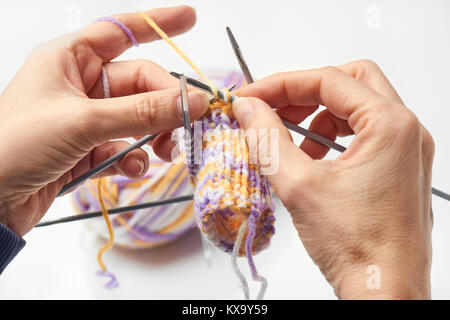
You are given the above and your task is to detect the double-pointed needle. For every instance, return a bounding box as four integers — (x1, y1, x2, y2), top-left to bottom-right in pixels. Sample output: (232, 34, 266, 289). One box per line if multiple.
(224, 26, 449, 202)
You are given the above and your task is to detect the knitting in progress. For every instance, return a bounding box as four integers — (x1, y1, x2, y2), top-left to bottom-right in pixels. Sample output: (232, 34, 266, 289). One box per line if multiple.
(85, 12, 276, 299)
(192, 97, 275, 299)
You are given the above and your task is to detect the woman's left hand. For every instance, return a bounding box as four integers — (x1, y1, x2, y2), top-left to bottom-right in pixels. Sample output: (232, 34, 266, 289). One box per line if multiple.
(0, 6, 210, 237)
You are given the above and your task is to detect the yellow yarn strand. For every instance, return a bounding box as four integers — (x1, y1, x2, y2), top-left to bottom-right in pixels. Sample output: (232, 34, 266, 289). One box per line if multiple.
(97, 178, 115, 272)
(137, 11, 218, 98)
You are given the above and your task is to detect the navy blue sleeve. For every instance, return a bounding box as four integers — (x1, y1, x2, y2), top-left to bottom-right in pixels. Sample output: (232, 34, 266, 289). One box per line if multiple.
(0, 223, 26, 275)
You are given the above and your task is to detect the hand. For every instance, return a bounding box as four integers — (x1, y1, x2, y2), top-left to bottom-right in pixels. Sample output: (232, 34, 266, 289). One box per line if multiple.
(0, 6, 210, 237)
(232, 60, 434, 299)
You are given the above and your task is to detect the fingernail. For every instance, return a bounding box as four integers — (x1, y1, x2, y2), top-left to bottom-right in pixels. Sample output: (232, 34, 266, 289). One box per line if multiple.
(177, 91, 210, 120)
(232, 97, 255, 128)
(136, 159, 145, 176)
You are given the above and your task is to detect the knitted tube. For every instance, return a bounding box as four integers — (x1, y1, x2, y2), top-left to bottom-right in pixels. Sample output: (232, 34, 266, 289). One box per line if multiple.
(194, 100, 275, 256)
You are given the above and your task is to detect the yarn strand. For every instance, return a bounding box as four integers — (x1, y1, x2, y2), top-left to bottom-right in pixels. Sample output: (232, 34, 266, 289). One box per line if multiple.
(137, 11, 218, 98)
(231, 219, 250, 300)
(97, 178, 115, 272)
(89, 14, 274, 298)
(245, 213, 268, 300)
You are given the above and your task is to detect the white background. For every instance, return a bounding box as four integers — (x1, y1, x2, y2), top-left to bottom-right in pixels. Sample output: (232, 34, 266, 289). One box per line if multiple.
(0, 0, 449, 299)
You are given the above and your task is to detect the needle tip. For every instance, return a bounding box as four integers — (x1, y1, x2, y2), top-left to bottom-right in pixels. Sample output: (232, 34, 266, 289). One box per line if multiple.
(170, 71, 181, 78)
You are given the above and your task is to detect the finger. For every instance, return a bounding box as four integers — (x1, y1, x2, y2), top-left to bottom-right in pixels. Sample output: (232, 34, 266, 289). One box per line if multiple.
(337, 59, 404, 104)
(88, 59, 179, 98)
(275, 105, 318, 124)
(81, 6, 196, 61)
(81, 89, 210, 145)
(236, 68, 398, 135)
(70, 141, 149, 181)
(300, 110, 353, 159)
(152, 132, 176, 162)
(232, 97, 316, 194)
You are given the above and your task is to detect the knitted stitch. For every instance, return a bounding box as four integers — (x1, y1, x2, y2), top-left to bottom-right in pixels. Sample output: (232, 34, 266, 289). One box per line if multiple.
(89, 13, 277, 298)
(193, 99, 275, 256)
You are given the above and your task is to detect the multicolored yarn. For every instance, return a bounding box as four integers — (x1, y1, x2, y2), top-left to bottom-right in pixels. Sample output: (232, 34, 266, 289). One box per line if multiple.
(137, 12, 276, 299)
(193, 99, 275, 256)
(72, 159, 196, 249)
(192, 97, 274, 300)
(86, 13, 276, 298)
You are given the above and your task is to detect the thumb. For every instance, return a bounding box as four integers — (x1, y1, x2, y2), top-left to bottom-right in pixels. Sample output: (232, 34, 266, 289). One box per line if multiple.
(83, 88, 210, 143)
(232, 97, 315, 193)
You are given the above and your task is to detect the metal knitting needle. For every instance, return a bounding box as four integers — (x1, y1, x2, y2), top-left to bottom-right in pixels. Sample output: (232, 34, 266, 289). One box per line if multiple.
(226, 27, 254, 84)
(180, 74, 195, 166)
(57, 134, 158, 197)
(35, 195, 194, 227)
(282, 119, 346, 153)
(226, 26, 345, 153)
(180, 74, 192, 136)
(170, 72, 236, 102)
(170, 72, 344, 153)
(41, 80, 195, 226)
(57, 77, 232, 198)
(226, 26, 450, 202)
(171, 71, 211, 93)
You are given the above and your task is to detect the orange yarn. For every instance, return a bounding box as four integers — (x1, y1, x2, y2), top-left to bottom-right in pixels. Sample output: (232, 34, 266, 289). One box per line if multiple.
(96, 178, 115, 272)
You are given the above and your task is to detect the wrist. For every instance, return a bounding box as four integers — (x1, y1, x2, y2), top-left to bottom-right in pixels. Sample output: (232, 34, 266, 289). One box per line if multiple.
(0, 201, 7, 225)
(0, 201, 10, 231)
(333, 259, 431, 299)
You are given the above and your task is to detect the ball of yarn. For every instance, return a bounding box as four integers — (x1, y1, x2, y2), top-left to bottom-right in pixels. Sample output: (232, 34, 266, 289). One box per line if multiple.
(72, 158, 195, 249)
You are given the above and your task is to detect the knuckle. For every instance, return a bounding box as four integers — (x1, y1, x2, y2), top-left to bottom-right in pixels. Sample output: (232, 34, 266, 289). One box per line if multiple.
(321, 65, 341, 76)
(355, 59, 381, 74)
(29, 42, 54, 61)
(386, 108, 421, 142)
(273, 71, 289, 80)
(246, 96, 264, 107)
(421, 126, 435, 158)
(400, 109, 420, 133)
(276, 170, 315, 207)
(134, 60, 156, 93)
(134, 94, 157, 130)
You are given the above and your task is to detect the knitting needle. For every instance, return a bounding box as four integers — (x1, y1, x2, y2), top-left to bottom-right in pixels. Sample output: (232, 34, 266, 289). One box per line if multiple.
(171, 71, 450, 202)
(226, 27, 345, 153)
(226, 27, 254, 84)
(226, 26, 450, 203)
(35, 194, 194, 227)
(57, 134, 158, 197)
(42, 79, 197, 226)
(180, 74, 192, 137)
(170, 72, 236, 102)
(180, 74, 195, 166)
(282, 119, 347, 153)
(170, 72, 344, 153)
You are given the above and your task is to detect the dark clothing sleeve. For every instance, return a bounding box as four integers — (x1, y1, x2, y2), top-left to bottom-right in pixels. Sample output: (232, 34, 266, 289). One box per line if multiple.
(0, 223, 26, 275)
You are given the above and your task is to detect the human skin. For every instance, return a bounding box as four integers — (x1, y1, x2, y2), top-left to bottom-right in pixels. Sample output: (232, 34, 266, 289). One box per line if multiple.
(229, 61, 434, 299)
(0, 6, 433, 299)
(0, 6, 210, 237)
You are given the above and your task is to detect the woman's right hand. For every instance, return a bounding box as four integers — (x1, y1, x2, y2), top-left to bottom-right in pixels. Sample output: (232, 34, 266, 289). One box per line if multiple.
(231, 60, 434, 299)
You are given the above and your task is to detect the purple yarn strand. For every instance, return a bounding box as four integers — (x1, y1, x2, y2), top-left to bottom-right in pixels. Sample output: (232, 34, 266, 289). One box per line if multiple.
(96, 270, 119, 289)
(94, 17, 139, 47)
